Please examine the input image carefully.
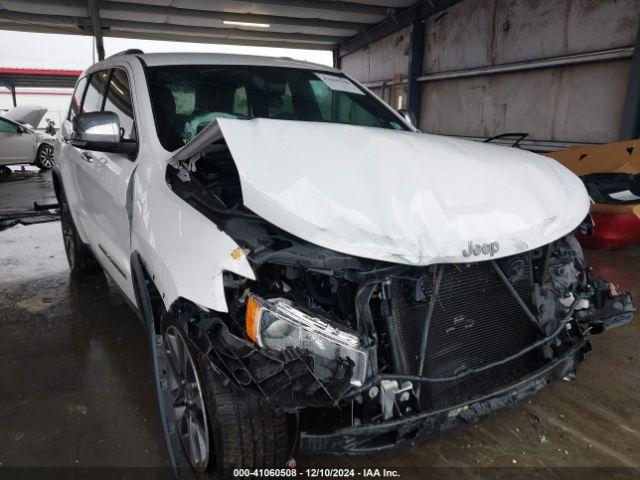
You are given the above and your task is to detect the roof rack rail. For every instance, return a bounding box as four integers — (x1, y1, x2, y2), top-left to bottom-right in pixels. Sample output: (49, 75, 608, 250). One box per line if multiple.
(107, 49, 144, 58)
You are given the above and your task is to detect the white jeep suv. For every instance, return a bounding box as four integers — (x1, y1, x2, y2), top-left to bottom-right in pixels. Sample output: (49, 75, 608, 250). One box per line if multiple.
(54, 51, 634, 478)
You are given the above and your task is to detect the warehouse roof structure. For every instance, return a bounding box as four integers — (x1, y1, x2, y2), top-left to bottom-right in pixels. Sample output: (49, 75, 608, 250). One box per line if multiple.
(0, 0, 460, 57)
(0, 0, 636, 142)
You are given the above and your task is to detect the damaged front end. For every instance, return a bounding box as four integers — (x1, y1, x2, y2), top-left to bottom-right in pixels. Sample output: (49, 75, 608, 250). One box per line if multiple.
(164, 127, 635, 455)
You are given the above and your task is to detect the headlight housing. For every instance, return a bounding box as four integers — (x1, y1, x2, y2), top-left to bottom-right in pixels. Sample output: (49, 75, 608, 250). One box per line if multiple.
(245, 294, 369, 386)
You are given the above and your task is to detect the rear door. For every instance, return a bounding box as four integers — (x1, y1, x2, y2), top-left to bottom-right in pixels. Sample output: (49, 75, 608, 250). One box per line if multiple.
(0, 117, 33, 164)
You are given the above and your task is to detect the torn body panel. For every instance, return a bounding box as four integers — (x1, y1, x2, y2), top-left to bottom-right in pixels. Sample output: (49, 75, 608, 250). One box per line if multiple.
(170, 300, 355, 411)
(161, 229, 632, 453)
(130, 158, 255, 313)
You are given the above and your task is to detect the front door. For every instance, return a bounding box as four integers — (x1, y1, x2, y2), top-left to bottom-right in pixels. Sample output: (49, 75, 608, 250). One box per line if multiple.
(89, 67, 139, 298)
(62, 67, 139, 299)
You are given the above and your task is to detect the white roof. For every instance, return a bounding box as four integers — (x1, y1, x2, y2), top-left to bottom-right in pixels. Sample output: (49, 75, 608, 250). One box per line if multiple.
(136, 52, 338, 72)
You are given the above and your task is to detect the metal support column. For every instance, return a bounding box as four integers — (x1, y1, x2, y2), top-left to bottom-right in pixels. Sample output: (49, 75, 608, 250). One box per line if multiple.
(88, 0, 105, 61)
(407, 19, 425, 127)
(333, 48, 341, 69)
(620, 30, 640, 140)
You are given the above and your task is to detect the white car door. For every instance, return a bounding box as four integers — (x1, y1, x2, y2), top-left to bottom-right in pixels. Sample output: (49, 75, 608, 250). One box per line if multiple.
(59, 70, 109, 249)
(64, 67, 139, 298)
(0, 117, 34, 164)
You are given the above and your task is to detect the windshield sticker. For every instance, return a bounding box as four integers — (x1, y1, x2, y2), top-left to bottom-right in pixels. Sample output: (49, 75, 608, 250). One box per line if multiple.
(315, 73, 365, 95)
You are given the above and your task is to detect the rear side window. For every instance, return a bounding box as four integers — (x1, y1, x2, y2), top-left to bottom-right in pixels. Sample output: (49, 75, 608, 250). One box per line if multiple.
(104, 68, 136, 141)
(82, 70, 110, 113)
(68, 76, 88, 121)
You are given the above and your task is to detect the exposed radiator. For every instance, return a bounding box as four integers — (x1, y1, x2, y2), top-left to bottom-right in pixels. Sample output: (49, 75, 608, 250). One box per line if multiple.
(391, 254, 540, 411)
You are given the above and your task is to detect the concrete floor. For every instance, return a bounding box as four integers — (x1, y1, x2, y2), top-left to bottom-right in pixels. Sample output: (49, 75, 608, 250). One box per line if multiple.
(0, 173, 639, 478)
(0, 166, 56, 211)
(0, 167, 58, 230)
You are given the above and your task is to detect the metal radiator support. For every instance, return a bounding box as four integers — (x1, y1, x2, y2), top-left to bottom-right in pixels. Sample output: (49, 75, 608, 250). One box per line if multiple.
(416, 265, 445, 396)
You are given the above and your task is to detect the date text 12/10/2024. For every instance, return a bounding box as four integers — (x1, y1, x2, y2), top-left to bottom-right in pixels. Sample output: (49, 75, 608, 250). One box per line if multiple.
(233, 468, 401, 478)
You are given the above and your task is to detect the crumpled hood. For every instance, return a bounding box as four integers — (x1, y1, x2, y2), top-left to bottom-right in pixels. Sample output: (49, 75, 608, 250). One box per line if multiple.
(195, 118, 590, 265)
(3, 104, 47, 128)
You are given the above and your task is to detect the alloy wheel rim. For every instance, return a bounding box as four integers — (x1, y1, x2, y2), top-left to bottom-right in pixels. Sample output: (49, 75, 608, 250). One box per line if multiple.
(164, 325, 211, 471)
(39, 146, 53, 168)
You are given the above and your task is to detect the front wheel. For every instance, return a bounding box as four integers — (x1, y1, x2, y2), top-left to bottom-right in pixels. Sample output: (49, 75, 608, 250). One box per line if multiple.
(160, 312, 290, 479)
(35, 144, 54, 170)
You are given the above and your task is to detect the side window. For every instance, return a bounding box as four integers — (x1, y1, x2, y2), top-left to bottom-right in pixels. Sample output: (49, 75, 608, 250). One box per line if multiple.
(82, 70, 110, 113)
(0, 118, 18, 133)
(68, 76, 88, 121)
(104, 68, 136, 141)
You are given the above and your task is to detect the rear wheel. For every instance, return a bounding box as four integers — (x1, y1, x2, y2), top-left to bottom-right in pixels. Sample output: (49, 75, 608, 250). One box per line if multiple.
(59, 192, 102, 275)
(160, 312, 290, 479)
(35, 144, 54, 170)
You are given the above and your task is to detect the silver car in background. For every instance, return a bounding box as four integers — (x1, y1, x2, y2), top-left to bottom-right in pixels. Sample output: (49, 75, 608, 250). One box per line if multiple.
(0, 105, 55, 171)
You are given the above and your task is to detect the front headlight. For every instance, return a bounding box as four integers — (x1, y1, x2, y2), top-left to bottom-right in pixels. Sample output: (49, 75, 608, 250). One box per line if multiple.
(245, 294, 369, 386)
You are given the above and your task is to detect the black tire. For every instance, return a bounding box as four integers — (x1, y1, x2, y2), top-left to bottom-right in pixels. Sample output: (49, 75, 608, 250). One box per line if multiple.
(59, 192, 102, 275)
(161, 312, 290, 479)
(200, 353, 290, 479)
(35, 143, 54, 170)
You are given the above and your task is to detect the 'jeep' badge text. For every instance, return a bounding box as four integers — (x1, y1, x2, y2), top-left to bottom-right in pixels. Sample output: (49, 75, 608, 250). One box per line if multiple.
(462, 241, 500, 257)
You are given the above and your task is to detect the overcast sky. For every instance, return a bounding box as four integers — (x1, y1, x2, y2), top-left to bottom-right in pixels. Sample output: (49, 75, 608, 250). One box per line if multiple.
(0, 30, 333, 71)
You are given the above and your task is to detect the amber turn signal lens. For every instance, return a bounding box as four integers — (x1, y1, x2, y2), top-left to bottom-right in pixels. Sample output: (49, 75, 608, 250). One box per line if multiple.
(245, 295, 261, 343)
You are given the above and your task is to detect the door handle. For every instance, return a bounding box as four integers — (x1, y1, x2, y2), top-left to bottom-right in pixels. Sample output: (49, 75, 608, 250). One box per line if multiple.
(81, 151, 95, 163)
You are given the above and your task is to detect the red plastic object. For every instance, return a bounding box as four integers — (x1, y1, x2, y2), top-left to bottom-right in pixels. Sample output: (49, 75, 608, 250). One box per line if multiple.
(577, 212, 640, 249)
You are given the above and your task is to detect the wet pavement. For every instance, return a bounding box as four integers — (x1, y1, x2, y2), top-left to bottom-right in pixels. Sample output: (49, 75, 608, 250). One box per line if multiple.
(0, 166, 57, 212)
(0, 223, 167, 473)
(0, 178, 639, 477)
(0, 166, 58, 230)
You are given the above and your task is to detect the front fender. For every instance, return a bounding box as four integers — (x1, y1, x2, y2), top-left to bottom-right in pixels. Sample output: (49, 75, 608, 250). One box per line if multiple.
(130, 158, 255, 313)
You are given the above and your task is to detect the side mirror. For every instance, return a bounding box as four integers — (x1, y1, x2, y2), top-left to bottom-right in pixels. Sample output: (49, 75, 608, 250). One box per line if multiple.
(397, 109, 417, 127)
(66, 111, 136, 154)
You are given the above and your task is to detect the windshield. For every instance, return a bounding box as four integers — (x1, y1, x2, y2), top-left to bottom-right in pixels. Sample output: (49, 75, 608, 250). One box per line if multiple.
(146, 65, 409, 151)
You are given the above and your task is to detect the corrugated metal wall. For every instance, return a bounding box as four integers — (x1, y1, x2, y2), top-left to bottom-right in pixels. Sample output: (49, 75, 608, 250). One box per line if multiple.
(341, 26, 411, 83)
(341, 0, 640, 145)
